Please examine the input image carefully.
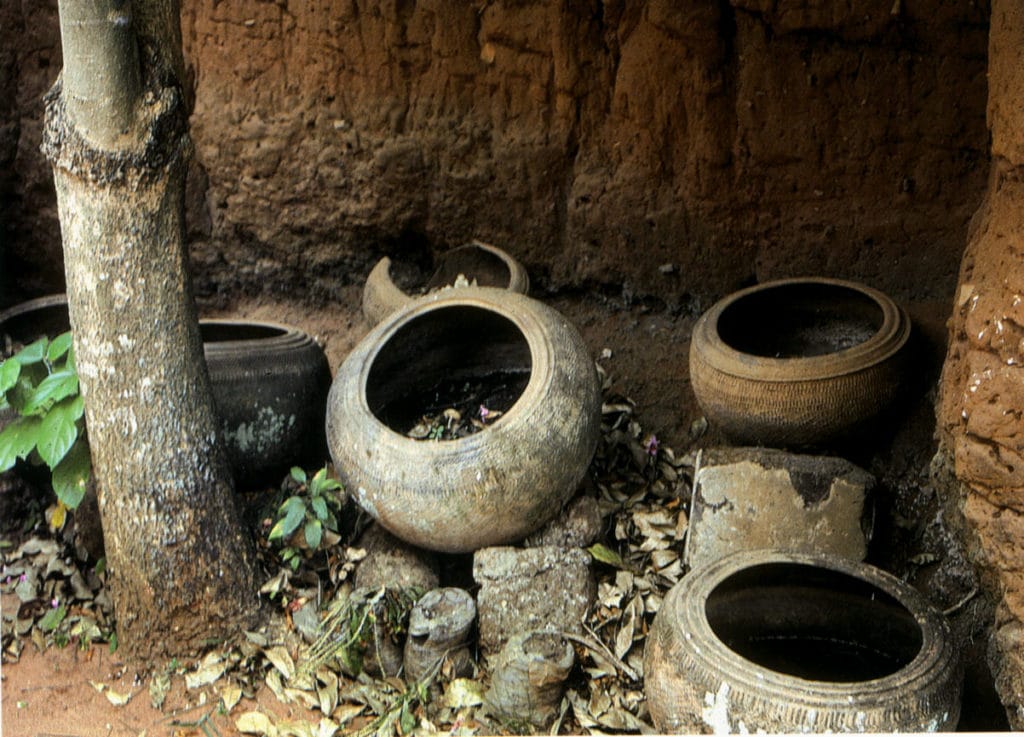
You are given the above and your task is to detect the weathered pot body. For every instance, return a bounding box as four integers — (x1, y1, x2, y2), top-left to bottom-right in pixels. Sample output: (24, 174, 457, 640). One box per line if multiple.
(327, 287, 601, 553)
(0, 295, 330, 485)
(690, 278, 911, 447)
(645, 550, 962, 733)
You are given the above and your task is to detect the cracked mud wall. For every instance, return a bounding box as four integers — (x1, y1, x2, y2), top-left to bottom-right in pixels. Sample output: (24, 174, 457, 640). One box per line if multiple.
(1, 1, 989, 309)
(937, 0, 1024, 727)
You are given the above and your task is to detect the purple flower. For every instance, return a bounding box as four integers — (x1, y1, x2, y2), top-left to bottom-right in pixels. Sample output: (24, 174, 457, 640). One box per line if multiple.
(644, 434, 659, 457)
(19, 573, 27, 583)
(51, 598, 59, 608)
(479, 405, 490, 421)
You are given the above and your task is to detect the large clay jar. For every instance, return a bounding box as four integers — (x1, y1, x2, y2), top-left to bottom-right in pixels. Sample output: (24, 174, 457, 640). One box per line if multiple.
(327, 287, 601, 553)
(362, 240, 530, 326)
(0, 295, 331, 486)
(644, 550, 962, 733)
(689, 278, 911, 447)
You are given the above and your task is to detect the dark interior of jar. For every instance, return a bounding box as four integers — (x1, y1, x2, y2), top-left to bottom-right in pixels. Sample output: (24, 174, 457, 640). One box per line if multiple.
(705, 562, 923, 682)
(0, 300, 71, 344)
(367, 305, 532, 436)
(199, 321, 287, 342)
(717, 283, 884, 358)
(425, 245, 512, 290)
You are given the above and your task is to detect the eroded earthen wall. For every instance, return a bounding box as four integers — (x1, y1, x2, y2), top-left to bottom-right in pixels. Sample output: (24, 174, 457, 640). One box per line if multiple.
(2, 1, 989, 309)
(938, 0, 1024, 725)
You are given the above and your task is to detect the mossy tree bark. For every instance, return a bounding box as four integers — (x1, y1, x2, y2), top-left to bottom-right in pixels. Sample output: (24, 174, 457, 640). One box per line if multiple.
(42, 0, 259, 659)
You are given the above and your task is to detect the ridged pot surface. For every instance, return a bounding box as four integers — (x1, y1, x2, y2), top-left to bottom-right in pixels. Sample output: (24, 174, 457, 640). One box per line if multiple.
(644, 550, 962, 734)
(689, 278, 911, 447)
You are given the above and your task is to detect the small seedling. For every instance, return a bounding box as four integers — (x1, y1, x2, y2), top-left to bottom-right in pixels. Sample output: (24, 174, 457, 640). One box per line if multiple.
(0, 332, 91, 523)
(268, 465, 344, 569)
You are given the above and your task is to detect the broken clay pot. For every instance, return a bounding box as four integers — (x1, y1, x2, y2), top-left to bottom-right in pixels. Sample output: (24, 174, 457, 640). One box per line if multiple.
(362, 240, 530, 326)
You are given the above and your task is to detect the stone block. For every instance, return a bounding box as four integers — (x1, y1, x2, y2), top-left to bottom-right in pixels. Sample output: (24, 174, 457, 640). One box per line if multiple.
(473, 545, 595, 657)
(684, 447, 874, 570)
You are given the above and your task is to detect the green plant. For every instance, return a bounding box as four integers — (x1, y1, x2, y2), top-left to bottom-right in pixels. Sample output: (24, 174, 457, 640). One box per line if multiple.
(0, 332, 90, 525)
(301, 585, 424, 678)
(268, 465, 344, 569)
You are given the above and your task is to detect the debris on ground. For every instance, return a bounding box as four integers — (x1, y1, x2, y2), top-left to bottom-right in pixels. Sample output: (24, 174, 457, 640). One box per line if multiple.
(1, 358, 696, 734)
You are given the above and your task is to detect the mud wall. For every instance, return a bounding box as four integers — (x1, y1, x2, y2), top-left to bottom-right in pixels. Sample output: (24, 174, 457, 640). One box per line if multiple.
(1, 1, 990, 309)
(938, 0, 1024, 726)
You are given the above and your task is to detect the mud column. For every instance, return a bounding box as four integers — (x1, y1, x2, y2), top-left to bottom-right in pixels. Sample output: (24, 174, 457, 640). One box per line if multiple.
(938, 1, 1024, 726)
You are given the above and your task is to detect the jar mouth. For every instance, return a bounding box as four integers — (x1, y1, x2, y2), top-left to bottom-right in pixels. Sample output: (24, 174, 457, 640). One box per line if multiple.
(705, 562, 923, 683)
(717, 281, 884, 359)
(365, 304, 533, 439)
(200, 320, 289, 342)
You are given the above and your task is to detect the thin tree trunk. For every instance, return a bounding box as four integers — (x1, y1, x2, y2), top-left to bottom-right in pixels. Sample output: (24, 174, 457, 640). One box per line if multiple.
(43, 0, 259, 658)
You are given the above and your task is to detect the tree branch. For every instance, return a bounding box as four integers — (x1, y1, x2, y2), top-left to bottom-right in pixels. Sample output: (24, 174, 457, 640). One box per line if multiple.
(57, 0, 141, 148)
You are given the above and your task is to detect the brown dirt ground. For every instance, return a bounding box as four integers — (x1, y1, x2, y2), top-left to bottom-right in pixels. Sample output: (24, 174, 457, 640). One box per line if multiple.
(1, 291, 1002, 735)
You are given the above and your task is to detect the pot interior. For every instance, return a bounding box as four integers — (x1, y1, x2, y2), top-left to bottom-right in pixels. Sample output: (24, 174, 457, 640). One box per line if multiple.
(366, 304, 532, 436)
(717, 282, 883, 358)
(200, 321, 288, 342)
(705, 562, 923, 682)
(0, 300, 71, 344)
(425, 245, 512, 291)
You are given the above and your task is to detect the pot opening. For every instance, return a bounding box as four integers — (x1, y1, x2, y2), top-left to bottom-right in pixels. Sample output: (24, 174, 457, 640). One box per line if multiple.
(366, 305, 532, 439)
(717, 283, 883, 358)
(425, 245, 512, 291)
(200, 321, 288, 342)
(705, 562, 923, 682)
(0, 299, 71, 344)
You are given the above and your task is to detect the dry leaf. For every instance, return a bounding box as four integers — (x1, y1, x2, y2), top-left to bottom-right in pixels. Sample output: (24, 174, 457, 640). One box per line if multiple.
(186, 657, 227, 689)
(331, 703, 366, 727)
(221, 685, 243, 712)
(264, 645, 296, 681)
(237, 710, 278, 736)
(442, 678, 485, 710)
(105, 687, 132, 706)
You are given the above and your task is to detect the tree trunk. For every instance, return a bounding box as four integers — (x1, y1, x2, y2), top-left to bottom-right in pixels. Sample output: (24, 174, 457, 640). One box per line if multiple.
(42, 0, 259, 659)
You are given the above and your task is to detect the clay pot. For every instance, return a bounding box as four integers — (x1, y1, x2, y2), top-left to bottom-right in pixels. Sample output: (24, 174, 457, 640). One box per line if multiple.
(644, 550, 962, 733)
(326, 287, 601, 553)
(202, 320, 332, 485)
(0, 295, 331, 486)
(362, 240, 530, 326)
(689, 278, 911, 447)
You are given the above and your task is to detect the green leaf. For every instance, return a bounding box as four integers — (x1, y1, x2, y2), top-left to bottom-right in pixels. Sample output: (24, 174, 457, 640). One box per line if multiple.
(289, 466, 307, 484)
(21, 370, 79, 415)
(0, 415, 43, 472)
(304, 519, 322, 550)
(399, 699, 416, 734)
(269, 498, 305, 541)
(13, 338, 47, 366)
(46, 332, 73, 364)
(65, 394, 85, 422)
(52, 441, 91, 510)
(588, 543, 626, 569)
(0, 358, 20, 395)
(39, 603, 68, 632)
(37, 399, 81, 468)
(310, 496, 329, 522)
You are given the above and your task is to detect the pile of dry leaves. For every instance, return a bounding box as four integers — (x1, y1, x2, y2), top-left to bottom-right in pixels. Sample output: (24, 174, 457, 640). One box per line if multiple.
(0, 358, 697, 735)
